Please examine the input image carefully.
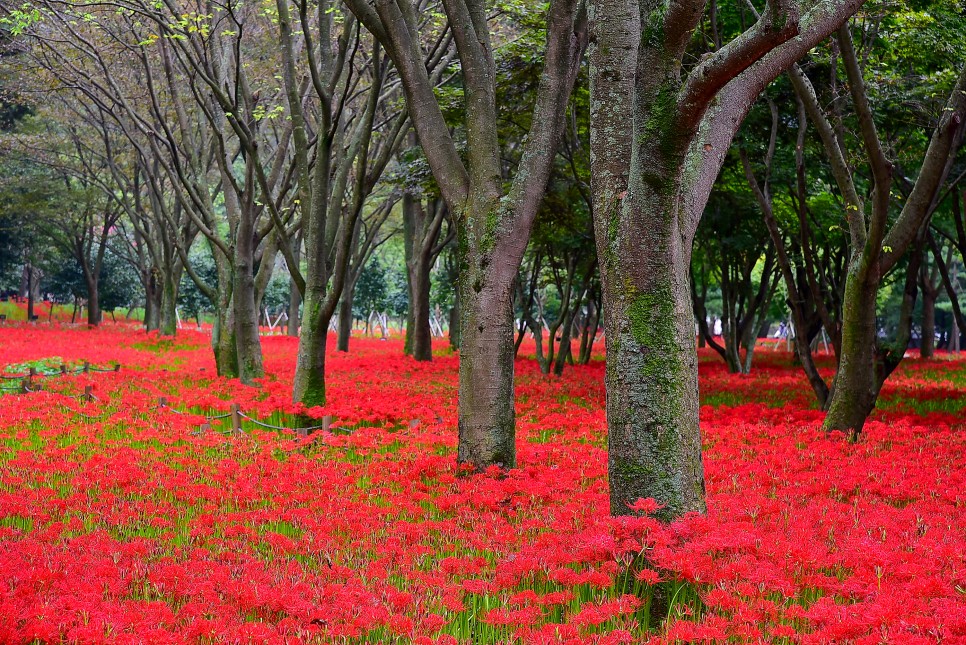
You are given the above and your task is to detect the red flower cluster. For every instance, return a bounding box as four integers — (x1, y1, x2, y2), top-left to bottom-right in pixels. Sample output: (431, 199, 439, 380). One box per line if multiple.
(1, 325, 965, 643)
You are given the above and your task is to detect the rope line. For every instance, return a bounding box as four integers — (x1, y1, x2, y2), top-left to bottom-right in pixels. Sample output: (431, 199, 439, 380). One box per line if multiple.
(7, 362, 358, 439)
(236, 412, 330, 433)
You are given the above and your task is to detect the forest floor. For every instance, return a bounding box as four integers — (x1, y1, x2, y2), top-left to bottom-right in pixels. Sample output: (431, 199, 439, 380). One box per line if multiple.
(1, 324, 965, 644)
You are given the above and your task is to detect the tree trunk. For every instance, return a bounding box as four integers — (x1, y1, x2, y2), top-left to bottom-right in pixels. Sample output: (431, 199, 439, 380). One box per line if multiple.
(288, 278, 301, 338)
(921, 288, 936, 358)
(456, 264, 517, 469)
(26, 264, 35, 321)
(449, 280, 461, 350)
(86, 279, 100, 327)
(232, 212, 264, 385)
(407, 254, 433, 360)
(597, 198, 706, 521)
(145, 268, 161, 332)
(159, 268, 179, 337)
(294, 295, 329, 407)
(337, 289, 353, 352)
(404, 193, 440, 361)
(211, 260, 239, 378)
(823, 263, 880, 435)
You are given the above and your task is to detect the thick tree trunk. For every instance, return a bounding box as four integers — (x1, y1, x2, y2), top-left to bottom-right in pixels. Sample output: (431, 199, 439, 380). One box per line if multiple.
(232, 254, 264, 385)
(456, 269, 517, 469)
(597, 199, 706, 521)
(823, 264, 880, 435)
(213, 304, 239, 377)
(294, 296, 329, 407)
(231, 205, 264, 385)
(211, 257, 239, 378)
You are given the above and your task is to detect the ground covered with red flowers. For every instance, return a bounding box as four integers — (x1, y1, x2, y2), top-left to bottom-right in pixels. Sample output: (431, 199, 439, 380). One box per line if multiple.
(1, 325, 965, 644)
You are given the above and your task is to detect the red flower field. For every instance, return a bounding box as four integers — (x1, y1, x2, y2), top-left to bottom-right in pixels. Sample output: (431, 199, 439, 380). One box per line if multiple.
(1, 324, 966, 643)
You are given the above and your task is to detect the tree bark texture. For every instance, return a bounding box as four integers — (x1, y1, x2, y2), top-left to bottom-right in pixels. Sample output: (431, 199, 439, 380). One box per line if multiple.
(590, 0, 864, 517)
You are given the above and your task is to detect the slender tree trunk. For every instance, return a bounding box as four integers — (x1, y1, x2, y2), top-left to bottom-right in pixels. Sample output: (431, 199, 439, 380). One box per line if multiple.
(287, 240, 301, 337)
(159, 268, 180, 337)
(145, 268, 161, 332)
(86, 279, 100, 327)
(337, 289, 353, 352)
(921, 288, 936, 358)
(449, 281, 461, 350)
(402, 200, 433, 361)
(25, 264, 35, 321)
(407, 255, 433, 360)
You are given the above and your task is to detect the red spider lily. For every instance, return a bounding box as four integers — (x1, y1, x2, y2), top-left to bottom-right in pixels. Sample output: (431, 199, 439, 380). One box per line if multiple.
(1, 324, 966, 642)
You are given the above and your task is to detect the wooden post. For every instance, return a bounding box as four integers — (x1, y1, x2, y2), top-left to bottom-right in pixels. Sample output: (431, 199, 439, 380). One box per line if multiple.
(158, 396, 167, 407)
(83, 385, 93, 402)
(323, 415, 333, 432)
(114, 364, 121, 372)
(60, 365, 68, 375)
(83, 361, 90, 374)
(199, 423, 211, 434)
(231, 403, 242, 433)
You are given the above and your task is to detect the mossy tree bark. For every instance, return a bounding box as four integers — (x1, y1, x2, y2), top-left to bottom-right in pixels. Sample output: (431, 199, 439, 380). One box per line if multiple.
(790, 30, 966, 435)
(231, 200, 264, 385)
(159, 266, 181, 337)
(212, 282, 239, 379)
(345, 0, 588, 470)
(590, 0, 865, 518)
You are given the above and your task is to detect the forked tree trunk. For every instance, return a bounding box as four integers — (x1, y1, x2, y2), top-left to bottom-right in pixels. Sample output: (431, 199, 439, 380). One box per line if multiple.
(588, 0, 864, 518)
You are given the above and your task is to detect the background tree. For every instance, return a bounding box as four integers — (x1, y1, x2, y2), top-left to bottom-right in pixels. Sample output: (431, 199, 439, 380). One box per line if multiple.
(343, 0, 589, 470)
